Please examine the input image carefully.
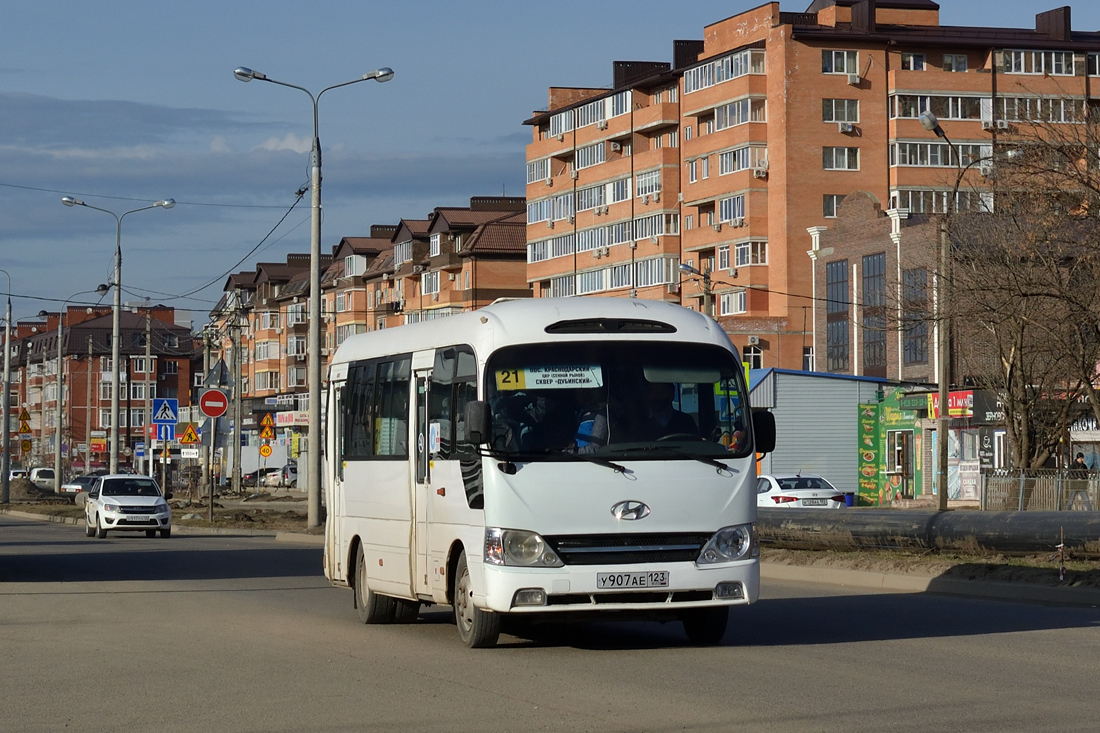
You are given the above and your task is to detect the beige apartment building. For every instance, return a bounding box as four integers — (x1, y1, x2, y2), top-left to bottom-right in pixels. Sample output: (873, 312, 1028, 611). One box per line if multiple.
(525, 0, 1100, 371)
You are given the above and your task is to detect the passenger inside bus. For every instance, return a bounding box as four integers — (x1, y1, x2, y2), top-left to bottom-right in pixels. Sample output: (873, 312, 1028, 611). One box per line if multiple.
(643, 381, 699, 439)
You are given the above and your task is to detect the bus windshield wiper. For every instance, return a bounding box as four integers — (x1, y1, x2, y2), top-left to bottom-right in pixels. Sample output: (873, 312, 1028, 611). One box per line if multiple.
(609, 445, 731, 471)
(541, 448, 629, 473)
(485, 448, 628, 474)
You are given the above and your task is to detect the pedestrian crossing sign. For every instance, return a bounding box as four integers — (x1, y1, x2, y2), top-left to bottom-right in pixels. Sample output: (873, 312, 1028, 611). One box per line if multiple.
(152, 398, 179, 425)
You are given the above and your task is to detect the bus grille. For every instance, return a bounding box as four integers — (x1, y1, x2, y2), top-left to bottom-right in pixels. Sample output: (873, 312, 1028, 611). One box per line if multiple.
(544, 533, 711, 565)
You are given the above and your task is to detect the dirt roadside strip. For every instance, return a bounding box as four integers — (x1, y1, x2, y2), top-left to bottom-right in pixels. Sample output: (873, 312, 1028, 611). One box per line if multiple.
(5, 507, 1098, 607)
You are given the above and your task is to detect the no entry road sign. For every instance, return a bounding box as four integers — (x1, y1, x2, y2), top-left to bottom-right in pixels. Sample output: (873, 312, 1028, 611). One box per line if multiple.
(199, 389, 229, 419)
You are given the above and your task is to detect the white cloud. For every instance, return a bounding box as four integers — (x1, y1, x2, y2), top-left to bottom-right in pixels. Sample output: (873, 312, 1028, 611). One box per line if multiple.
(256, 133, 311, 154)
(210, 135, 231, 153)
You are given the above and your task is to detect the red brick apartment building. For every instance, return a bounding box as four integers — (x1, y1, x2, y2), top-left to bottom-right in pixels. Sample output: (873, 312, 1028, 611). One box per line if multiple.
(6, 306, 194, 471)
(525, 0, 1100, 371)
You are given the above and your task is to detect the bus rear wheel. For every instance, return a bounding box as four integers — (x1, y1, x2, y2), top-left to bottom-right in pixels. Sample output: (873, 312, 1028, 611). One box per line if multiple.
(453, 551, 500, 648)
(355, 544, 396, 624)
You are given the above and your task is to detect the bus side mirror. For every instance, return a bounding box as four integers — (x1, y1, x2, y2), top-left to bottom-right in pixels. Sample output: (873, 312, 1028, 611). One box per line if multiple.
(752, 409, 776, 454)
(464, 401, 491, 445)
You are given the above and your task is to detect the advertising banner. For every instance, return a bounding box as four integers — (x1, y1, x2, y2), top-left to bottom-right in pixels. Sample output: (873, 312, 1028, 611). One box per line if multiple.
(857, 402, 883, 505)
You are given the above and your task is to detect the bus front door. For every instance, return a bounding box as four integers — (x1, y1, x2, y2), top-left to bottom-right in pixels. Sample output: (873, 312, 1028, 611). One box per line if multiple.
(413, 369, 432, 597)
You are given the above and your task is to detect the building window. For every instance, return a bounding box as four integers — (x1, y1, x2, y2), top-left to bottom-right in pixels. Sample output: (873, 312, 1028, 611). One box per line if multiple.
(164, 360, 178, 375)
(684, 215, 694, 230)
(131, 409, 145, 428)
(1090, 53, 1100, 76)
(822, 99, 859, 123)
(574, 143, 606, 170)
(700, 156, 709, 179)
(683, 125, 693, 141)
(718, 195, 745, 223)
(422, 271, 440, 296)
(635, 169, 662, 197)
(287, 335, 307, 356)
(717, 245, 730, 271)
(823, 194, 844, 218)
(943, 54, 967, 72)
(735, 241, 767, 267)
(900, 53, 925, 71)
(688, 160, 698, 183)
(287, 367, 306, 388)
(823, 147, 859, 171)
(719, 290, 747, 316)
(902, 267, 928, 365)
(684, 49, 766, 93)
(335, 292, 346, 313)
(891, 142, 988, 167)
(1003, 49, 1074, 76)
(862, 253, 887, 376)
(286, 303, 306, 325)
(714, 98, 766, 130)
(463, 270, 470, 290)
(719, 145, 767, 175)
(549, 275, 575, 298)
(803, 347, 814, 372)
(260, 311, 280, 330)
(527, 158, 550, 184)
(742, 345, 762, 369)
(822, 50, 858, 75)
(131, 357, 150, 373)
(99, 409, 112, 429)
(826, 260, 850, 372)
(430, 234, 441, 257)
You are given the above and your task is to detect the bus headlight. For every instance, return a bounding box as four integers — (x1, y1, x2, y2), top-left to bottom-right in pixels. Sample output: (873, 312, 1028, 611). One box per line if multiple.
(696, 524, 757, 565)
(485, 528, 564, 567)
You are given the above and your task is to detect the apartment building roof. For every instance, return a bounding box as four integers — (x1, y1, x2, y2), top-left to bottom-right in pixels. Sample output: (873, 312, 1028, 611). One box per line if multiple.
(393, 218, 431, 242)
(276, 269, 311, 301)
(462, 212, 527, 256)
(363, 245, 396, 283)
(333, 235, 390, 259)
(806, 0, 939, 10)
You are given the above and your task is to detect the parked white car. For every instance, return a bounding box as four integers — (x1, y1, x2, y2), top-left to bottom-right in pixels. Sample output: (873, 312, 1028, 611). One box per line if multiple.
(84, 475, 172, 538)
(9, 468, 29, 481)
(59, 475, 98, 502)
(756, 473, 848, 509)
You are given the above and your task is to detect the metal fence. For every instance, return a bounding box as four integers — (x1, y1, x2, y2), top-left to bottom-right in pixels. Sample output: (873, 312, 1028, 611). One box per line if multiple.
(981, 469, 1098, 511)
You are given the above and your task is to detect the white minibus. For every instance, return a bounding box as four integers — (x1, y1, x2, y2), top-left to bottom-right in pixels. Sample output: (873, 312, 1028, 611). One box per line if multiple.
(323, 298, 775, 647)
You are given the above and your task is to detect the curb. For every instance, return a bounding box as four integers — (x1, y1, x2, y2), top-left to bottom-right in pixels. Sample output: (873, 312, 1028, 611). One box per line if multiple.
(0, 508, 321, 542)
(761, 563, 1100, 607)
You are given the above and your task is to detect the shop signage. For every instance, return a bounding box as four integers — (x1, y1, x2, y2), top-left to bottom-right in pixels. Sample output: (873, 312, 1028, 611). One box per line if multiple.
(927, 390, 974, 419)
(275, 411, 309, 427)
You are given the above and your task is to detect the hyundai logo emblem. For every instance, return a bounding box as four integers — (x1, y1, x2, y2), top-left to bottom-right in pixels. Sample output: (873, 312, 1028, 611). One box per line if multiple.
(611, 500, 651, 521)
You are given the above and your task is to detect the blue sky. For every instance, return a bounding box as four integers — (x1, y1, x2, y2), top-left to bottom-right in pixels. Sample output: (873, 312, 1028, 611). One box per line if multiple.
(2, 0, 1098, 326)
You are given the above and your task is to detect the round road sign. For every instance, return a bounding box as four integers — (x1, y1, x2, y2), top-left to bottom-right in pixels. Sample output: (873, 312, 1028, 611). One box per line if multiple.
(200, 389, 229, 419)
(259, 444, 273, 458)
(20, 439, 32, 453)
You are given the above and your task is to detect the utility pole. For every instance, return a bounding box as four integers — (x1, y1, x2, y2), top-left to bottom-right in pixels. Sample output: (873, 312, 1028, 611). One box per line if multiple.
(231, 310, 242, 495)
(144, 311, 152, 477)
(201, 326, 211, 502)
(86, 335, 92, 473)
(2, 275, 12, 504)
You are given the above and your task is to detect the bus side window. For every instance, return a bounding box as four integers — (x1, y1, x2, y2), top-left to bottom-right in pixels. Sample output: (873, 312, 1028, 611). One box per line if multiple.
(374, 357, 411, 458)
(344, 362, 376, 460)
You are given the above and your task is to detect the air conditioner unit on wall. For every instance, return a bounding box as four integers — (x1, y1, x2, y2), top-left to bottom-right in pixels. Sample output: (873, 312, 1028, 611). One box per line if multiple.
(981, 120, 994, 130)
(747, 335, 760, 345)
(556, 134, 564, 142)
(544, 177, 553, 187)
(642, 195, 650, 204)
(653, 192, 660, 203)
(713, 223, 722, 233)
(753, 166, 768, 179)
(570, 168, 579, 179)
(730, 217, 744, 228)
(597, 119, 608, 130)
(610, 141, 622, 152)
(979, 164, 994, 177)
(996, 119, 1009, 130)
(837, 122, 854, 133)
(847, 73, 861, 86)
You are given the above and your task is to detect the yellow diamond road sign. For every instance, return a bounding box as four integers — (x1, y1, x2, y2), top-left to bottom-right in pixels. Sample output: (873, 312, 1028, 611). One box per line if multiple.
(261, 413, 275, 427)
(179, 423, 200, 445)
(259, 425, 276, 440)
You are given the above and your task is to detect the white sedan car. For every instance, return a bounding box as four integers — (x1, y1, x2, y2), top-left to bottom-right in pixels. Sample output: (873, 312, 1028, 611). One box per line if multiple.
(84, 475, 173, 538)
(757, 473, 848, 509)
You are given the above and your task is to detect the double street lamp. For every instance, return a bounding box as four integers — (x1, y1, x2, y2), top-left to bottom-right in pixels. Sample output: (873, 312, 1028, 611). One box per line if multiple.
(38, 286, 109, 487)
(62, 197, 175, 473)
(234, 64, 393, 528)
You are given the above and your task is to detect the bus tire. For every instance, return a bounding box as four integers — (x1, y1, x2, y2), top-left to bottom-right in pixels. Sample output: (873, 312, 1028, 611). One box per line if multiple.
(394, 599, 420, 624)
(354, 544, 396, 624)
(453, 551, 500, 648)
(681, 607, 729, 645)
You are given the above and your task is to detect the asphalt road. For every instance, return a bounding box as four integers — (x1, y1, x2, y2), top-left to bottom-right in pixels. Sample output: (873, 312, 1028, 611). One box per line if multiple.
(3, 514, 1099, 733)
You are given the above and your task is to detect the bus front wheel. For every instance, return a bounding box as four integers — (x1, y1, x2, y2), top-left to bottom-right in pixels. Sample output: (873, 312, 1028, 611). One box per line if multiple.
(355, 544, 396, 624)
(453, 551, 501, 648)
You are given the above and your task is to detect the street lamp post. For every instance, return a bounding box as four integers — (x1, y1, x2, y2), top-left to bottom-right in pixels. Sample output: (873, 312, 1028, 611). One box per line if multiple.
(39, 286, 109, 489)
(234, 65, 394, 528)
(919, 111, 962, 512)
(1, 269, 11, 503)
(62, 197, 175, 474)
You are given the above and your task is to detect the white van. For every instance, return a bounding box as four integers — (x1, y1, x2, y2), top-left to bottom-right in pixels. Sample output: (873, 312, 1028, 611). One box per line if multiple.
(323, 298, 775, 647)
(30, 467, 57, 491)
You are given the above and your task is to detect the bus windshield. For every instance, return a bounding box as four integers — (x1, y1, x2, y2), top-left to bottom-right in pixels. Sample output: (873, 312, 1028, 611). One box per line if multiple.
(485, 341, 751, 461)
